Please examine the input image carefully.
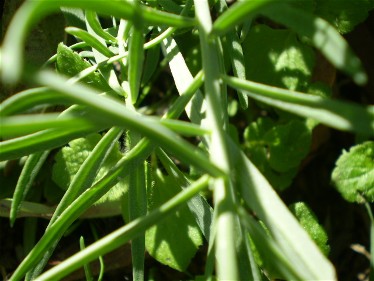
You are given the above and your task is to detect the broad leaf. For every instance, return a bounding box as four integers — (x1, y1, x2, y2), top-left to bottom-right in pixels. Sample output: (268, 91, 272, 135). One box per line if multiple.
(331, 141, 374, 203)
(145, 171, 203, 271)
(52, 134, 127, 206)
(242, 24, 315, 92)
(314, 0, 373, 34)
(244, 118, 312, 190)
(56, 43, 109, 91)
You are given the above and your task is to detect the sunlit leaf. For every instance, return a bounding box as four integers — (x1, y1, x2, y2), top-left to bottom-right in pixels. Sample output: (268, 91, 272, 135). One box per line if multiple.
(331, 141, 374, 203)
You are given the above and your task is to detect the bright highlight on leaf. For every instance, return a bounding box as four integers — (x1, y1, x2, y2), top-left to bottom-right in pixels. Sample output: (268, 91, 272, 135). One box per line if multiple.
(332, 141, 374, 203)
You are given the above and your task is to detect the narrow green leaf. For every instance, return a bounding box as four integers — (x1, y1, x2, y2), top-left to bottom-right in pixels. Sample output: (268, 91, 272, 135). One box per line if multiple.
(228, 138, 337, 280)
(128, 26, 145, 104)
(1, 0, 195, 84)
(9, 138, 154, 281)
(31, 70, 223, 177)
(10, 151, 49, 226)
(0, 88, 72, 117)
(85, 10, 117, 43)
(65, 27, 115, 58)
(79, 236, 94, 281)
(212, 0, 273, 36)
(0, 126, 104, 162)
(223, 75, 374, 135)
(0, 113, 97, 138)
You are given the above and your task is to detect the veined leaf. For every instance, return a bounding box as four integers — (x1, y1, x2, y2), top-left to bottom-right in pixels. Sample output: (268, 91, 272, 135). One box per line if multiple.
(56, 43, 109, 91)
(52, 134, 127, 206)
(145, 171, 203, 271)
(331, 141, 374, 203)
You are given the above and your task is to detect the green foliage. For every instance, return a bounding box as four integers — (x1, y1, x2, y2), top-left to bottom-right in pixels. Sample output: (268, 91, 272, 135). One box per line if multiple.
(331, 141, 374, 203)
(1, 0, 373, 280)
(145, 170, 203, 271)
(244, 118, 312, 190)
(52, 134, 127, 206)
(242, 24, 315, 91)
(56, 43, 110, 90)
(289, 202, 330, 256)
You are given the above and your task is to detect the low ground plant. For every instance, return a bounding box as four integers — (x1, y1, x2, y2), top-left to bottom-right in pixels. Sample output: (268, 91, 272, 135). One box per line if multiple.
(0, 0, 373, 280)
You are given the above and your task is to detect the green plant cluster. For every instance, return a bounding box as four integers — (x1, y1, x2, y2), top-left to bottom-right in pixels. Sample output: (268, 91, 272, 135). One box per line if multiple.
(0, 0, 373, 280)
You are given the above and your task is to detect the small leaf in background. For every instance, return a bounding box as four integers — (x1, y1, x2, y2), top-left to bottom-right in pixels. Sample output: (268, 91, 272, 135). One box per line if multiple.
(314, 0, 374, 34)
(244, 118, 312, 190)
(145, 171, 203, 272)
(56, 43, 110, 91)
(52, 134, 127, 206)
(242, 24, 315, 92)
(289, 202, 330, 256)
(331, 141, 374, 203)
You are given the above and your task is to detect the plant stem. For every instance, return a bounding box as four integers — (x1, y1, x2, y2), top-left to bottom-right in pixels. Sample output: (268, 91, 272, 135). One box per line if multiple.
(193, 0, 239, 279)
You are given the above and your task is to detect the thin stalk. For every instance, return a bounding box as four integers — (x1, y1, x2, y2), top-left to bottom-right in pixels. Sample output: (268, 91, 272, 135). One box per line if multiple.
(193, 0, 239, 279)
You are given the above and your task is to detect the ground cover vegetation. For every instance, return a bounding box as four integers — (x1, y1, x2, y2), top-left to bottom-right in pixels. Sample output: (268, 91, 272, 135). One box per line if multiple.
(0, 0, 374, 280)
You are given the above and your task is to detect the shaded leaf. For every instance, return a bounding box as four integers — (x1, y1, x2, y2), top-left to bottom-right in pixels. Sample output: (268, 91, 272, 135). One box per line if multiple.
(244, 118, 311, 190)
(242, 24, 315, 92)
(145, 171, 203, 271)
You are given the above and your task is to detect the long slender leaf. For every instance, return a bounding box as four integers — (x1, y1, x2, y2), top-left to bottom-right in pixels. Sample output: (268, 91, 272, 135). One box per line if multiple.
(31, 70, 223, 177)
(194, 1, 239, 280)
(1, 0, 195, 84)
(35, 175, 210, 281)
(85, 10, 117, 43)
(27, 128, 123, 279)
(10, 151, 49, 226)
(65, 27, 115, 58)
(8, 138, 154, 281)
(223, 75, 374, 135)
(227, 137, 337, 280)
(0, 88, 72, 117)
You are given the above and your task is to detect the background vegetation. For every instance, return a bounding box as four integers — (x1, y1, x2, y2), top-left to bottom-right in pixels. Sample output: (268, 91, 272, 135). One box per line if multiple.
(1, 0, 373, 280)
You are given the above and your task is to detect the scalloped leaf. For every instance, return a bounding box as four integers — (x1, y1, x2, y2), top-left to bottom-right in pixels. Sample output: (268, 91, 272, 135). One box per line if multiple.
(331, 141, 374, 203)
(52, 134, 127, 206)
(244, 118, 312, 190)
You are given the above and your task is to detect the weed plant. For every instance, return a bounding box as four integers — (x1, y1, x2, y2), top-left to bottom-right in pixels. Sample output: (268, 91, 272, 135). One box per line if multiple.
(0, 0, 373, 280)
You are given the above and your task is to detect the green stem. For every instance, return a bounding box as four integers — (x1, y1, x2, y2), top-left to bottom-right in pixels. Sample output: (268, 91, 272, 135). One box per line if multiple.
(193, 0, 239, 279)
